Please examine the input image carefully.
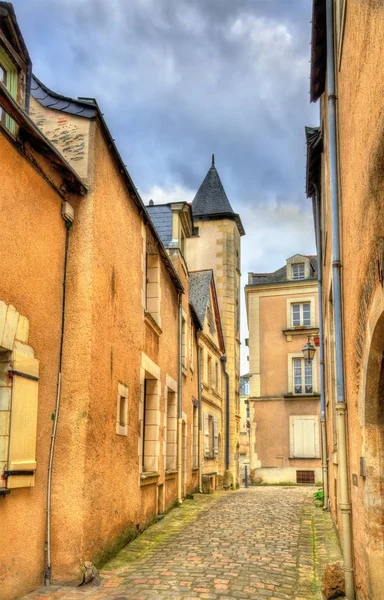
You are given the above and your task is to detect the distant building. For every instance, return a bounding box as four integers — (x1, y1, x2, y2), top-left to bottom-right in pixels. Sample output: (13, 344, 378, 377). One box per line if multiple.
(245, 255, 321, 484)
(238, 374, 252, 485)
(187, 155, 245, 487)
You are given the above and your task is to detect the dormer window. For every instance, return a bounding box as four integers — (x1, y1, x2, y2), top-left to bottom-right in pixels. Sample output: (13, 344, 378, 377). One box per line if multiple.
(292, 263, 305, 280)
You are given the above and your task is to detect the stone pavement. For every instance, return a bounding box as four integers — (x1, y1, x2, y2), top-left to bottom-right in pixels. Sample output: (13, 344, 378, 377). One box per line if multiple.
(23, 487, 342, 600)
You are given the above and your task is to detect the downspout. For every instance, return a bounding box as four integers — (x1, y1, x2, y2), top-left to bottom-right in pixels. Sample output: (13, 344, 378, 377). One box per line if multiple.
(313, 183, 329, 510)
(177, 293, 183, 504)
(45, 216, 72, 586)
(326, 1, 354, 597)
(197, 337, 202, 493)
(220, 356, 230, 472)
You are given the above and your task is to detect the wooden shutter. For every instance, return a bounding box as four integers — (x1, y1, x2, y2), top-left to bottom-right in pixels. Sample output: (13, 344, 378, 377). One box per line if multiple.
(7, 352, 39, 489)
(204, 413, 210, 457)
(292, 418, 316, 458)
(213, 417, 219, 456)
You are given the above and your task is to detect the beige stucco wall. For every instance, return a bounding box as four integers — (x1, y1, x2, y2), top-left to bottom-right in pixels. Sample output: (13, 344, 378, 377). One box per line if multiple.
(245, 277, 321, 481)
(319, 4, 384, 599)
(0, 132, 73, 599)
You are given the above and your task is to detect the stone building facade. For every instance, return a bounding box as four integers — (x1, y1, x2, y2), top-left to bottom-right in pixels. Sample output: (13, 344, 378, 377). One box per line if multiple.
(0, 4, 242, 598)
(245, 255, 322, 485)
(307, 1, 384, 598)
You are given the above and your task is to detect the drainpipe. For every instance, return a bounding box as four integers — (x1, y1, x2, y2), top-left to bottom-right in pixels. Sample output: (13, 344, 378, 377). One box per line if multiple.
(220, 356, 230, 472)
(313, 183, 329, 511)
(197, 338, 202, 493)
(325, 2, 354, 597)
(45, 215, 73, 586)
(177, 294, 183, 504)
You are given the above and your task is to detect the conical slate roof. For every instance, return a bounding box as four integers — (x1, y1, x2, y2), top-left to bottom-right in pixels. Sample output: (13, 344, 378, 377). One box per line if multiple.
(192, 155, 245, 236)
(192, 155, 234, 217)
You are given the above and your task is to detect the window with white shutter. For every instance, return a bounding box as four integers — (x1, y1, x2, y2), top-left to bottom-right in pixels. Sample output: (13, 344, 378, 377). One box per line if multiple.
(213, 417, 218, 457)
(204, 413, 210, 457)
(7, 352, 39, 488)
(290, 416, 318, 459)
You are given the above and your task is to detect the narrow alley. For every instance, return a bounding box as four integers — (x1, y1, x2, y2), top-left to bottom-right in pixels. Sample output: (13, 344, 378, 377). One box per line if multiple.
(25, 488, 341, 600)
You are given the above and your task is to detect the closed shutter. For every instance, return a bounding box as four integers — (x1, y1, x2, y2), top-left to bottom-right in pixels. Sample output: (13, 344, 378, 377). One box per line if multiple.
(7, 352, 39, 489)
(204, 414, 210, 457)
(292, 418, 316, 458)
(213, 418, 219, 456)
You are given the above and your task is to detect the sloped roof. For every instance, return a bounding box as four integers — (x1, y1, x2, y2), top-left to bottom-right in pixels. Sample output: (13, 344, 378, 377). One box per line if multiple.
(31, 75, 97, 118)
(192, 156, 234, 217)
(189, 270, 212, 329)
(189, 269, 225, 353)
(146, 204, 173, 247)
(310, 0, 326, 103)
(305, 126, 323, 197)
(249, 256, 318, 286)
(192, 156, 245, 236)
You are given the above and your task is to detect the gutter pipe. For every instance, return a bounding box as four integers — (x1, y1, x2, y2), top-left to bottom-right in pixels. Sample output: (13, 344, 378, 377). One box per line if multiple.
(177, 294, 183, 504)
(45, 218, 72, 586)
(326, 1, 354, 597)
(220, 356, 230, 471)
(197, 339, 202, 493)
(313, 183, 329, 510)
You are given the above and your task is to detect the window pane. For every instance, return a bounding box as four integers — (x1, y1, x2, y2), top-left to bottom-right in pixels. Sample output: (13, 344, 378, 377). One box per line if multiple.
(303, 303, 311, 326)
(294, 358, 302, 393)
(292, 304, 300, 326)
(305, 361, 313, 393)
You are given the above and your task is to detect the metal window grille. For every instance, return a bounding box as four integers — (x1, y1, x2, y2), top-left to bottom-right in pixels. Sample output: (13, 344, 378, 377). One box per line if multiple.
(296, 470, 315, 484)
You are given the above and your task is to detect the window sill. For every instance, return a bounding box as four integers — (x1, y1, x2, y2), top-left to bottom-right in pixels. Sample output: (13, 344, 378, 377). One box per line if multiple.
(283, 327, 319, 339)
(192, 467, 199, 472)
(144, 312, 162, 337)
(284, 393, 320, 399)
(140, 471, 160, 486)
(182, 365, 188, 377)
(165, 469, 177, 480)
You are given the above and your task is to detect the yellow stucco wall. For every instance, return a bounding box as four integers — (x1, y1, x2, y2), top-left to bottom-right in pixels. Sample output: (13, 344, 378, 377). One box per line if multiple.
(0, 131, 71, 599)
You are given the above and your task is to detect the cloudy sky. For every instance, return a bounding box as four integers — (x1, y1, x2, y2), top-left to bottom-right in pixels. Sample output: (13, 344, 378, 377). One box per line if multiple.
(14, 0, 318, 372)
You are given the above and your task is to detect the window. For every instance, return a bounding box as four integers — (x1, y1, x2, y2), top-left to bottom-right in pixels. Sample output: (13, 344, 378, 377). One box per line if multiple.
(192, 404, 198, 468)
(145, 252, 161, 327)
(116, 383, 128, 435)
(245, 401, 250, 419)
(290, 416, 319, 458)
(166, 390, 177, 471)
(0, 46, 17, 134)
(292, 302, 311, 327)
(199, 346, 204, 382)
(204, 414, 218, 458)
(215, 361, 219, 393)
(207, 355, 212, 387)
(293, 358, 313, 394)
(141, 377, 160, 472)
(292, 263, 305, 280)
(296, 470, 315, 484)
(181, 316, 187, 369)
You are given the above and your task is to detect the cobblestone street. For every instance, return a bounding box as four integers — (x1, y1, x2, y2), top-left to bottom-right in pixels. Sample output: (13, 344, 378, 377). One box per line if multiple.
(25, 488, 342, 600)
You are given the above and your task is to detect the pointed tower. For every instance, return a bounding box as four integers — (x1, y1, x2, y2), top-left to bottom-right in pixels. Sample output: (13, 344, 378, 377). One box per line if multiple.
(187, 156, 245, 485)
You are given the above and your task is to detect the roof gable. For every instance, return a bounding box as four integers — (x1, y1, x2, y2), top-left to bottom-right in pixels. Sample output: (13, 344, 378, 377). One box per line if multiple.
(189, 270, 225, 352)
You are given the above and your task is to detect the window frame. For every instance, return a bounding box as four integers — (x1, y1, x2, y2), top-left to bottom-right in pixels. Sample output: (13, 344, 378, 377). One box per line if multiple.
(288, 353, 317, 395)
(291, 302, 311, 327)
(291, 263, 305, 280)
(286, 297, 315, 329)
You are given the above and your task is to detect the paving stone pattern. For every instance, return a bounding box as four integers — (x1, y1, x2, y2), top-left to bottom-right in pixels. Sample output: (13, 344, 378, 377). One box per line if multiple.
(24, 487, 342, 600)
